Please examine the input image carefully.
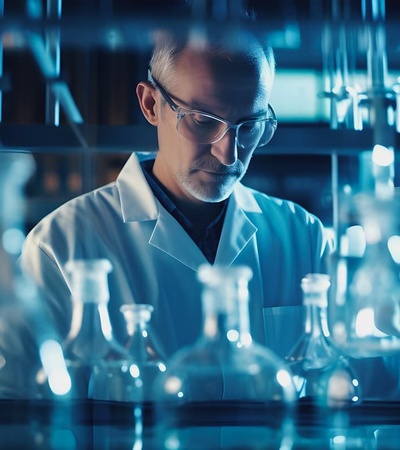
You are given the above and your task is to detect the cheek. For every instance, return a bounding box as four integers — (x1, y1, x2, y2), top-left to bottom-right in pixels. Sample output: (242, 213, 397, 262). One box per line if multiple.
(239, 148, 256, 167)
(156, 119, 181, 154)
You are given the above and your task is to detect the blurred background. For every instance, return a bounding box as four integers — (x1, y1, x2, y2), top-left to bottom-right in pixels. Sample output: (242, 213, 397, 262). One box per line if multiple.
(0, 0, 399, 232)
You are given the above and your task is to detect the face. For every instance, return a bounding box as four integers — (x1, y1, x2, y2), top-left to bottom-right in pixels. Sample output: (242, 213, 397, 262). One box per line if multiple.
(151, 45, 273, 204)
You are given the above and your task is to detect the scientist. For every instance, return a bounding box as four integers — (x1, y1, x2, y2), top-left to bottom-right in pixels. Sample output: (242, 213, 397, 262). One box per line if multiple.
(19, 30, 330, 363)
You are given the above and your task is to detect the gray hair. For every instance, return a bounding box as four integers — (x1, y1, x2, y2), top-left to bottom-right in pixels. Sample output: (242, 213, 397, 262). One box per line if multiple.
(148, 28, 275, 92)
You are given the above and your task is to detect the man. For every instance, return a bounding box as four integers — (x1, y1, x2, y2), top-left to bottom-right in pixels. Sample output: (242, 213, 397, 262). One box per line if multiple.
(20, 29, 330, 362)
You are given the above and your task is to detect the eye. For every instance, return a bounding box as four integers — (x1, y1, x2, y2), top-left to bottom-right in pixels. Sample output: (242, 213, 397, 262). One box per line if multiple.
(240, 121, 262, 134)
(189, 113, 219, 128)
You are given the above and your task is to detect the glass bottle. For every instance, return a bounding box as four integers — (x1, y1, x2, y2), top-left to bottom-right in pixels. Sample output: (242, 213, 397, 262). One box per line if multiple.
(120, 303, 167, 402)
(154, 264, 296, 449)
(285, 273, 361, 408)
(63, 258, 142, 402)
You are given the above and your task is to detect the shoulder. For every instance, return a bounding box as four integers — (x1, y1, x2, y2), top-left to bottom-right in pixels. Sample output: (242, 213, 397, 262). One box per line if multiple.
(235, 183, 323, 228)
(23, 182, 119, 253)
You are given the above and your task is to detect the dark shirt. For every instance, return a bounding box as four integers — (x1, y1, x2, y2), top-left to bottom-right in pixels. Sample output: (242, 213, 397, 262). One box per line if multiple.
(141, 159, 227, 264)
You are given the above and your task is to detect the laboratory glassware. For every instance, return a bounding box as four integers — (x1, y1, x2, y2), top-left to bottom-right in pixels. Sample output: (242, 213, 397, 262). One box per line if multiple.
(153, 264, 296, 449)
(286, 273, 361, 408)
(61, 258, 142, 402)
(120, 303, 167, 402)
(329, 190, 400, 358)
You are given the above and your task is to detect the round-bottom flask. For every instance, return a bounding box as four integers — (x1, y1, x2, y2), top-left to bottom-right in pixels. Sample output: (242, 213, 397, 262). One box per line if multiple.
(154, 265, 296, 449)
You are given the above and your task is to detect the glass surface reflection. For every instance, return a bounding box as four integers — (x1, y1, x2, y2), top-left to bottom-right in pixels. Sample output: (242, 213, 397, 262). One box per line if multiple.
(329, 190, 400, 357)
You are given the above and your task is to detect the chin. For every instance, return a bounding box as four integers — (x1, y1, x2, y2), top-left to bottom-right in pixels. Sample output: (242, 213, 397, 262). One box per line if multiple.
(180, 176, 236, 203)
(189, 186, 234, 203)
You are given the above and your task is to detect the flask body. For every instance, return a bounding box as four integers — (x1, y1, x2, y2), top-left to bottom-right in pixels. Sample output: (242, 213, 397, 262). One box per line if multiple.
(62, 259, 141, 402)
(154, 265, 295, 449)
(329, 191, 400, 357)
(286, 274, 361, 407)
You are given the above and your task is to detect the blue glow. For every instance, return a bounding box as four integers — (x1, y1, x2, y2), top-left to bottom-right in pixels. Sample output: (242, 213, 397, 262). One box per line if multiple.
(2, 228, 25, 255)
(39, 339, 71, 396)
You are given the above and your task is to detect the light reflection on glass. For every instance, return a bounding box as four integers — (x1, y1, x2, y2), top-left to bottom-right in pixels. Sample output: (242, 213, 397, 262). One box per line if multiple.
(227, 329, 239, 342)
(39, 339, 71, 396)
(372, 144, 394, 167)
(276, 369, 293, 389)
(342, 225, 366, 257)
(387, 235, 400, 264)
(355, 308, 388, 338)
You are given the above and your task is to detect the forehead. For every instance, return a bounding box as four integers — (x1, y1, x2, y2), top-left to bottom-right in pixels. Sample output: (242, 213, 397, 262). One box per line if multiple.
(173, 45, 272, 115)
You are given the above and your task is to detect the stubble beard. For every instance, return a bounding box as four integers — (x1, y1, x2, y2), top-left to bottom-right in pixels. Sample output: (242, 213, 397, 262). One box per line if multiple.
(178, 158, 246, 203)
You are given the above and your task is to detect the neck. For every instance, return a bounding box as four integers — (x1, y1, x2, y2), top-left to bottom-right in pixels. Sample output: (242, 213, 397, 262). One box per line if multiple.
(175, 198, 224, 234)
(151, 160, 225, 234)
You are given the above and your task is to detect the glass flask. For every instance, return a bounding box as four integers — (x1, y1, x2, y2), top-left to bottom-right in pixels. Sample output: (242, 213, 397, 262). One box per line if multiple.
(61, 259, 142, 402)
(0, 153, 35, 395)
(0, 153, 70, 401)
(286, 273, 361, 408)
(329, 190, 400, 357)
(154, 264, 296, 449)
(120, 303, 167, 402)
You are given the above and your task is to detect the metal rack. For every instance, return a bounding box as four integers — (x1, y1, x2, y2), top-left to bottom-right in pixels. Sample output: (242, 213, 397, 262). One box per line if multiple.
(0, 0, 399, 230)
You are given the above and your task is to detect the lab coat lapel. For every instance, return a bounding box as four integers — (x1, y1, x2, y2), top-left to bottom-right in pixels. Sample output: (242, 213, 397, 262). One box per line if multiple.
(118, 154, 207, 270)
(149, 207, 208, 271)
(118, 156, 259, 270)
(214, 183, 260, 266)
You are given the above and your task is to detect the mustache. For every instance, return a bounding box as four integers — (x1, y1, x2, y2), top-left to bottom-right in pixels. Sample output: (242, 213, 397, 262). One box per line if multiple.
(191, 158, 244, 175)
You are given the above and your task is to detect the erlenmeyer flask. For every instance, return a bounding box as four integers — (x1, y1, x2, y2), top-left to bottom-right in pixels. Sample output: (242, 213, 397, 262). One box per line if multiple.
(286, 273, 361, 408)
(153, 264, 296, 449)
(63, 259, 142, 402)
(120, 303, 167, 402)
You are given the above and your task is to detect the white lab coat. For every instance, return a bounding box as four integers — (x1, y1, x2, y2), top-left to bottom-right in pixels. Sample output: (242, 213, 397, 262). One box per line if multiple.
(20, 153, 330, 358)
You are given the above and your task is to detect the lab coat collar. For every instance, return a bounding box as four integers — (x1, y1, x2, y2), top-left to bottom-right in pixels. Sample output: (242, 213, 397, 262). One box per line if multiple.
(117, 153, 159, 222)
(231, 182, 263, 214)
(214, 183, 261, 266)
(118, 153, 263, 222)
(117, 153, 262, 268)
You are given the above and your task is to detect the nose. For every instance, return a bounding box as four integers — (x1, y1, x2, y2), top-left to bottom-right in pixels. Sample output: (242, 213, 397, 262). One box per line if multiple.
(210, 128, 238, 167)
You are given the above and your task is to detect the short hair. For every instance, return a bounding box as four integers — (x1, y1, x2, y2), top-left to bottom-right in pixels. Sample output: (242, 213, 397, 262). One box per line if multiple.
(149, 28, 275, 92)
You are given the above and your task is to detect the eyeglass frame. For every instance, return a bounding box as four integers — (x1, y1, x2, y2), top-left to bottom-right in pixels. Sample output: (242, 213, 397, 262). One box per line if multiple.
(147, 70, 278, 148)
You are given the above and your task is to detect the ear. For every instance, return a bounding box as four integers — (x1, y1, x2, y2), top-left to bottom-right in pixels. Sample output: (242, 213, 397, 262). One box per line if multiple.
(136, 81, 158, 126)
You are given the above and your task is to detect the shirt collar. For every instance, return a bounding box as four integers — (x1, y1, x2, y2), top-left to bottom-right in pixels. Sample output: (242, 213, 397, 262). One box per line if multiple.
(141, 159, 228, 238)
(116, 153, 262, 224)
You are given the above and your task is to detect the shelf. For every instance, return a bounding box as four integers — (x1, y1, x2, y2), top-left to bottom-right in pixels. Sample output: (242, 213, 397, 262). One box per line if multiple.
(0, 123, 396, 155)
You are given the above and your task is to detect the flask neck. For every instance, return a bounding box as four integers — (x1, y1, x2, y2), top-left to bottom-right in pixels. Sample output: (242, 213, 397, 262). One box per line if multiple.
(66, 259, 114, 344)
(302, 273, 330, 337)
(72, 301, 113, 340)
(121, 304, 153, 336)
(201, 285, 252, 346)
(304, 303, 329, 338)
(66, 301, 115, 362)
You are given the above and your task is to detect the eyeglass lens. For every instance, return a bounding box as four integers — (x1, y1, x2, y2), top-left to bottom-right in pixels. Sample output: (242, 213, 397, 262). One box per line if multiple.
(176, 111, 276, 148)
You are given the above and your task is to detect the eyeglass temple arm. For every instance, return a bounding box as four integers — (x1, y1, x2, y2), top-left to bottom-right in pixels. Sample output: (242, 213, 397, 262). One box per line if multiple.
(149, 68, 277, 126)
(147, 69, 179, 111)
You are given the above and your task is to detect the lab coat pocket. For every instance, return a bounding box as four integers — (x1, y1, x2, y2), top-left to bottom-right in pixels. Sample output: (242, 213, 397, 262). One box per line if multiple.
(262, 305, 305, 360)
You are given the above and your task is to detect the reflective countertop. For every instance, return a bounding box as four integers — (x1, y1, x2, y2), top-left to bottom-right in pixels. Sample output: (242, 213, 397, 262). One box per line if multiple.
(1, 399, 400, 449)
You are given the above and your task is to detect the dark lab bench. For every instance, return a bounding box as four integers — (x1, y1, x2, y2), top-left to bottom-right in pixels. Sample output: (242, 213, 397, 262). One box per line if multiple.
(1, 399, 400, 449)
